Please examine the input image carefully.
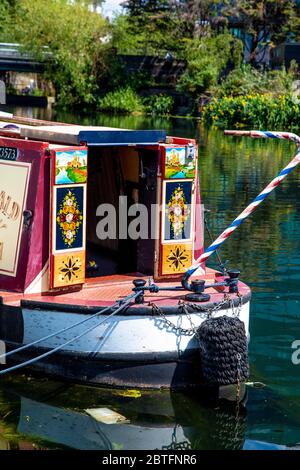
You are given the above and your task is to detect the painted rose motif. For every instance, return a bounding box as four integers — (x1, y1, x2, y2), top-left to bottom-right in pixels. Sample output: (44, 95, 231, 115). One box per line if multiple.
(66, 198, 73, 207)
(65, 230, 74, 240)
(173, 205, 182, 217)
(56, 190, 83, 247)
(167, 186, 190, 239)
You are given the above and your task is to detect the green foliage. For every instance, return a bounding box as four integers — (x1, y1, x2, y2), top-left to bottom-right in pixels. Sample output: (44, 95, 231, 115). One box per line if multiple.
(112, 12, 183, 56)
(98, 88, 175, 115)
(205, 61, 300, 128)
(32, 88, 46, 97)
(216, 63, 298, 98)
(124, 0, 179, 53)
(98, 87, 145, 113)
(2, 0, 300, 116)
(203, 94, 300, 129)
(0, 0, 11, 40)
(144, 94, 175, 115)
(116, 1, 300, 60)
(177, 32, 243, 97)
(124, 0, 170, 16)
(112, 14, 149, 55)
(129, 71, 156, 90)
(13, 0, 109, 107)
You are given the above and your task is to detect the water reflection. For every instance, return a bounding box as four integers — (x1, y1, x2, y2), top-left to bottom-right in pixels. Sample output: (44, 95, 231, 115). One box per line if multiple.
(2, 105, 194, 137)
(2, 376, 300, 450)
(0, 376, 247, 451)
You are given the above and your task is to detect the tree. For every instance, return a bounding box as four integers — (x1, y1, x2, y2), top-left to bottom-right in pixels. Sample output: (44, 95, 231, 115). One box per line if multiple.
(13, 0, 110, 106)
(169, 0, 228, 39)
(177, 31, 243, 99)
(120, 0, 179, 54)
(221, 1, 300, 64)
(0, 0, 11, 41)
(123, 0, 170, 16)
(115, 0, 208, 57)
(118, 1, 231, 53)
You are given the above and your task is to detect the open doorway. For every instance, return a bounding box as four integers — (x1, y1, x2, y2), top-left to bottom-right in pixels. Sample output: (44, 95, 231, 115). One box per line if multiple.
(85, 146, 158, 279)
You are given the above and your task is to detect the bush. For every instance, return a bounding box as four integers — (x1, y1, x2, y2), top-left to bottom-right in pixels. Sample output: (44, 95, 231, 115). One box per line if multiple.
(177, 33, 243, 98)
(202, 94, 300, 128)
(98, 87, 145, 113)
(144, 94, 175, 115)
(216, 63, 298, 98)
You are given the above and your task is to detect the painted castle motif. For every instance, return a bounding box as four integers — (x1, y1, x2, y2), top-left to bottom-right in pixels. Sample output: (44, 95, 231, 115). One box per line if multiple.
(55, 150, 87, 184)
(165, 146, 196, 179)
(66, 154, 86, 170)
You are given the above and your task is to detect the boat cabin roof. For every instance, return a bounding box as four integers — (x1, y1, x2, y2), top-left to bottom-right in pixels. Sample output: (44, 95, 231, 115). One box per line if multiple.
(0, 117, 166, 146)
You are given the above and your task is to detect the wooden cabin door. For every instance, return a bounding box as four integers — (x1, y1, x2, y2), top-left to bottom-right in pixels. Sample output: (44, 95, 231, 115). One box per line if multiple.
(0, 137, 49, 292)
(156, 139, 199, 279)
(49, 146, 88, 289)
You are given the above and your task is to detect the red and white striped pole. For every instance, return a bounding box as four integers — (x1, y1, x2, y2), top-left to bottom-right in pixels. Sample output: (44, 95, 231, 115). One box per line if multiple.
(182, 130, 300, 290)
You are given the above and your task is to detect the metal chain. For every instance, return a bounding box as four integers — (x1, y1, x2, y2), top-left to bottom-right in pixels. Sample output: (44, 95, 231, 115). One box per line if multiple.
(150, 294, 243, 337)
(180, 303, 203, 342)
(161, 424, 192, 450)
(234, 353, 242, 443)
(151, 303, 195, 336)
(236, 353, 241, 403)
(229, 292, 243, 317)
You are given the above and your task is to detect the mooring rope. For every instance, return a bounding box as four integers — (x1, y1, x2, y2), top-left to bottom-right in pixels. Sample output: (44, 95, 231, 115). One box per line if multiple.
(182, 130, 300, 289)
(0, 292, 139, 375)
(0, 292, 138, 362)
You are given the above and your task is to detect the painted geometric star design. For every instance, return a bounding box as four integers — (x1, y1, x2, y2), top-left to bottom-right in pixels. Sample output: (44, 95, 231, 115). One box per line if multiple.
(167, 246, 188, 270)
(162, 243, 192, 275)
(59, 256, 82, 282)
(53, 251, 85, 288)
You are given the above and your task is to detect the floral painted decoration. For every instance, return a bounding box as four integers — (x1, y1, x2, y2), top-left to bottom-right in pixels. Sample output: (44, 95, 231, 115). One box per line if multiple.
(56, 190, 83, 247)
(167, 185, 190, 239)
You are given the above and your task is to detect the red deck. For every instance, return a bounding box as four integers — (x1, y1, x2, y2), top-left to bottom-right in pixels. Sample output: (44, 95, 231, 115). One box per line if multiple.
(0, 268, 250, 308)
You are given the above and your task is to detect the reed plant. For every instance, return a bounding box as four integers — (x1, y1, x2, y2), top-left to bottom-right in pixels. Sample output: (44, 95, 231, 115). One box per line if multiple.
(203, 94, 300, 129)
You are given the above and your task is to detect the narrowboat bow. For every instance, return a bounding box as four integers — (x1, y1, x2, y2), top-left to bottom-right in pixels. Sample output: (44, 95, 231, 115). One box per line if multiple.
(0, 113, 253, 396)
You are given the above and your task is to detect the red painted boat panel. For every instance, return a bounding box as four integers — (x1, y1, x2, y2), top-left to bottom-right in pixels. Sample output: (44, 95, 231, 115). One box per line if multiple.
(0, 137, 50, 292)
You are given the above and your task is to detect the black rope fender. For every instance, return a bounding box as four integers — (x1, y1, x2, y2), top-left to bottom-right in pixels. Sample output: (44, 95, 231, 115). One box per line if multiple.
(197, 315, 249, 386)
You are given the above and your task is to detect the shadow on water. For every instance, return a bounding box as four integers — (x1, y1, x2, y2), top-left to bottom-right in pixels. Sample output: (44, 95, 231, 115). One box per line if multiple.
(1, 106, 300, 449)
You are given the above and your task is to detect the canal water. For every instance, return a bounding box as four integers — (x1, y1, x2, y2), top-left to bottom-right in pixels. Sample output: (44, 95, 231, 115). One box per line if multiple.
(0, 106, 300, 450)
